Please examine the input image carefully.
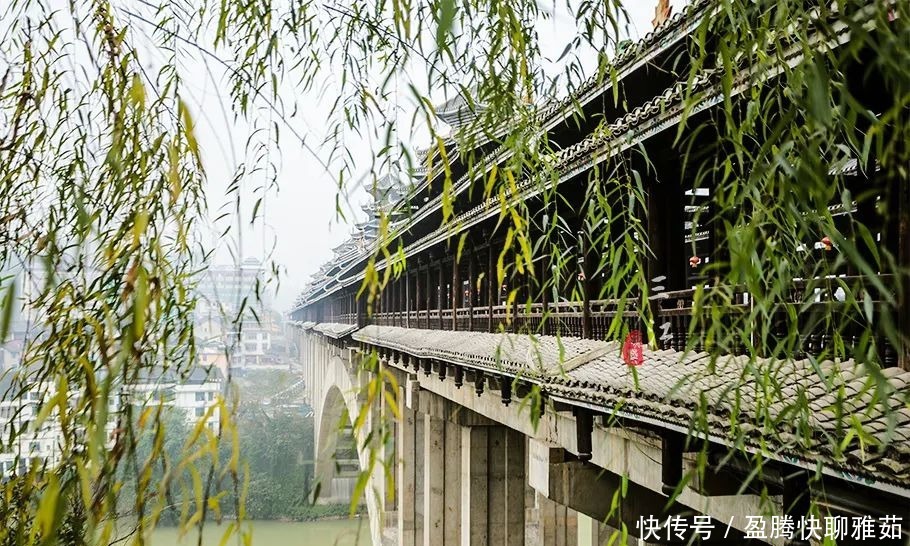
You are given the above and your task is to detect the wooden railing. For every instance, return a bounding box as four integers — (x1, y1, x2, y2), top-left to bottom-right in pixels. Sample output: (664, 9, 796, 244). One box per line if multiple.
(363, 299, 638, 338)
(337, 313, 356, 325)
(650, 274, 899, 362)
(325, 274, 900, 365)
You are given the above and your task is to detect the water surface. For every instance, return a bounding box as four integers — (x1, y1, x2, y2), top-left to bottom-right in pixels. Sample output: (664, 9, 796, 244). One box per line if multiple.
(148, 519, 367, 546)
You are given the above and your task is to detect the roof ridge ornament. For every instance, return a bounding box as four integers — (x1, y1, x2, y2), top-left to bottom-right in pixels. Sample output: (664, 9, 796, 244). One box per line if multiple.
(652, 0, 672, 29)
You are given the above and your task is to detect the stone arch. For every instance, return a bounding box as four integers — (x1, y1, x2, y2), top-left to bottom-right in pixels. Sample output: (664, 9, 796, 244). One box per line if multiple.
(312, 355, 383, 546)
(314, 385, 353, 503)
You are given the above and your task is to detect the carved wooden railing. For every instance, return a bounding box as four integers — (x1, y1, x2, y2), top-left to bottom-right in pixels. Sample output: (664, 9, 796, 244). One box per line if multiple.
(337, 313, 356, 325)
(651, 274, 899, 362)
(349, 274, 900, 364)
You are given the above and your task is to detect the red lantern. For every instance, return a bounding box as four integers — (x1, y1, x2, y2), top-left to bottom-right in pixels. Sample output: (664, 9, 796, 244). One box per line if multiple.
(689, 256, 701, 268)
(821, 236, 833, 251)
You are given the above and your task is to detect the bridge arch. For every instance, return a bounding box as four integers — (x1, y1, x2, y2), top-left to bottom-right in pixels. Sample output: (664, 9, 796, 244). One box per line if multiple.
(308, 348, 384, 546)
(313, 384, 357, 504)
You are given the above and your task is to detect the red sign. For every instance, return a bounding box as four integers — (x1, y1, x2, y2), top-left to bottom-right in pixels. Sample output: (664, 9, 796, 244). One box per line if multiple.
(622, 330, 644, 366)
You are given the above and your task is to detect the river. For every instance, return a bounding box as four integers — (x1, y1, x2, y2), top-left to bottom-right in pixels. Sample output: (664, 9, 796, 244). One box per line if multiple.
(147, 519, 367, 546)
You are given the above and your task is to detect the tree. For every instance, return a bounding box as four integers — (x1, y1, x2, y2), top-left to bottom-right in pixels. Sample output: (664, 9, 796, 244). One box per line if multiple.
(0, 1, 907, 545)
(117, 406, 191, 527)
(233, 407, 315, 520)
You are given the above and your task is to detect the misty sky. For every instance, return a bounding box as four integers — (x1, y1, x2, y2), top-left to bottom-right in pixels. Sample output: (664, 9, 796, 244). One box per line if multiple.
(175, 0, 689, 311)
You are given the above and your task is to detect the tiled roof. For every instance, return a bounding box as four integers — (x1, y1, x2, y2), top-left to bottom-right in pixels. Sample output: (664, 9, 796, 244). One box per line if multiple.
(291, 2, 714, 313)
(435, 91, 486, 130)
(292, 2, 857, 313)
(552, 348, 910, 490)
(353, 325, 610, 377)
(313, 322, 359, 339)
(535, 0, 712, 128)
(349, 325, 910, 493)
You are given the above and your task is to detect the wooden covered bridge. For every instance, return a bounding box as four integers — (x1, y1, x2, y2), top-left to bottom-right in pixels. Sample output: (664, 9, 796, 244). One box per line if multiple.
(292, 3, 910, 545)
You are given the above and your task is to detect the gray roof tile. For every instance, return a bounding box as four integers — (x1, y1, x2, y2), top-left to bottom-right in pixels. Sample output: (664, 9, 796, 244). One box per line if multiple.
(345, 325, 910, 490)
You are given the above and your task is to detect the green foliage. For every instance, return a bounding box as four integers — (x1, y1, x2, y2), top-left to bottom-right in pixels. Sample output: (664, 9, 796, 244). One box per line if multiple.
(117, 407, 192, 527)
(0, 0, 908, 544)
(233, 407, 315, 521)
(287, 0, 910, 535)
(120, 403, 348, 524)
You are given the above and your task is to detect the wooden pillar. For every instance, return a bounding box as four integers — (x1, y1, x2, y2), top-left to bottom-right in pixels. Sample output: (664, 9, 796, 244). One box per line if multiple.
(400, 273, 406, 327)
(425, 261, 432, 330)
(453, 253, 462, 331)
(897, 175, 910, 370)
(391, 274, 398, 327)
(646, 176, 686, 346)
(437, 260, 445, 330)
(391, 275, 397, 327)
(406, 271, 412, 328)
(512, 277, 519, 334)
(396, 275, 401, 326)
(417, 265, 424, 330)
(579, 230, 592, 339)
(540, 253, 551, 335)
(468, 248, 475, 332)
(385, 278, 390, 325)
(487, 243, 495, 333)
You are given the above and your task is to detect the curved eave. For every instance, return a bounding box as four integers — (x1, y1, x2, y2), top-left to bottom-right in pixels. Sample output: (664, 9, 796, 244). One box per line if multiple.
(367, 2, 715, 271)
(297, 5, 862, 314)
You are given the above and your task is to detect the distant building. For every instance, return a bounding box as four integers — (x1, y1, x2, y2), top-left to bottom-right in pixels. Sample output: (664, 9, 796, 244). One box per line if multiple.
(196, 257, 268, 318)
(0, 364, 224, 477)
(197, 341, 229, 377)
(0, 375, 64, 475)
(0, 340, 23, 372)
(194, 257, 292, 369)
(126, 366, 223, 433)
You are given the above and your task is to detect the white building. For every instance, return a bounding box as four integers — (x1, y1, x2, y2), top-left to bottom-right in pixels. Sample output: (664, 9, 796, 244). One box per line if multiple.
(194, 258, 292, 369)
(196, 257, 269, 318)
(0, 364, 224, 477)
(126, 366, 224, 433)
(0, 375, 63, 475)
